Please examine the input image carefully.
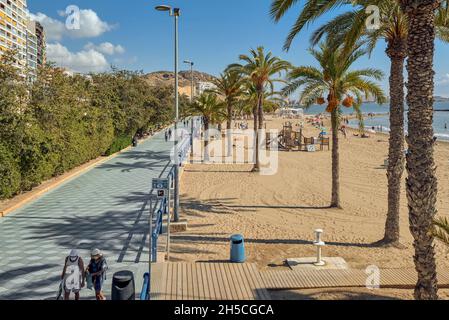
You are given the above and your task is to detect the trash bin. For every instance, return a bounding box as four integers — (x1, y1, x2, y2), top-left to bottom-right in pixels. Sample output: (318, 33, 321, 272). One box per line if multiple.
(111, 271, 135, 300)
(230, 234, 246, 263)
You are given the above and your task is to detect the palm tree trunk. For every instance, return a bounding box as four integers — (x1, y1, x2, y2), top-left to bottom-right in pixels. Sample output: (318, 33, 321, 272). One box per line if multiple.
(383, 43, 407, 246)
(402, 0, 439, 300)
(258, 93, 264, 130)
(331, 107, 341, 208)
(204, 118, 210, 163)
(227, 102, 233, 157)
(253, 96, 260, 172)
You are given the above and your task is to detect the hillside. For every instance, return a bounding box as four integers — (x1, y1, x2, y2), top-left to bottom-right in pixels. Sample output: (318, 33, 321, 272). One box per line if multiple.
(144, 71, 217, 97)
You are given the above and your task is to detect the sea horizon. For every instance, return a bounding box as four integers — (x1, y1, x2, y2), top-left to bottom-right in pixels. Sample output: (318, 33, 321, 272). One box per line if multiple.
(302, 102, 449, 141)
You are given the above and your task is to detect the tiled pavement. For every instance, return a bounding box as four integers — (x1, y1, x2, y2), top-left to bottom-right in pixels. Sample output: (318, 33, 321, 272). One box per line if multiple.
(0, 129, 176, 300)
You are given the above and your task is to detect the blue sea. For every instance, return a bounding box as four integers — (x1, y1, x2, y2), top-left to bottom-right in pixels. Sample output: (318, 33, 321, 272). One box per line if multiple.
(304, 102, 449, 141)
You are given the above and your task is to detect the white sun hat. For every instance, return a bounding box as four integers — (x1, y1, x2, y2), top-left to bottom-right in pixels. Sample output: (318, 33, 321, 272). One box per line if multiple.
(91, 248, 102, 257)
(69, 249, 79, 257)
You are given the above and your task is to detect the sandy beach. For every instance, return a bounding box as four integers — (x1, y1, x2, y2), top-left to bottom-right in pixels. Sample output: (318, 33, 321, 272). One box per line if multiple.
(171, 115, 449, 300)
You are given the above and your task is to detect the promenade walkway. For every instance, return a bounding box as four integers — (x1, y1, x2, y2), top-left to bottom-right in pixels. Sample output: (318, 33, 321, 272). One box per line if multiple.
(0, 129, 174, 300)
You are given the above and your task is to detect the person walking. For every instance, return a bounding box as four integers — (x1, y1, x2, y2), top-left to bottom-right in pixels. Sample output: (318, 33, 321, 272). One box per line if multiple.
(61, 249, 85, 301)
(87, 249, 108, 301)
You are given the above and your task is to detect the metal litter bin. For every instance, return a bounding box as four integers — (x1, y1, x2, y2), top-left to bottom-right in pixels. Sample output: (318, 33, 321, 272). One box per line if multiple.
(111, 271, 135, 300)
(230, 234, 246, 263)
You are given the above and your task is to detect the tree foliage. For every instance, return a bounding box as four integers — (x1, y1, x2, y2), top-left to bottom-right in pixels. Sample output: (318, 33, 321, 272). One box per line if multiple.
(0, 52, 179, 199)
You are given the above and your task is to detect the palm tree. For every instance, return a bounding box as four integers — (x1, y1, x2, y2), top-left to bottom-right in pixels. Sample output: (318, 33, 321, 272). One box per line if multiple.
(271, 0, 445, 300)
(271, 0, 449, 248)
(432, 217, 449, 247)
(239, 83, 284, 120)
(283, 41, 386, 208)
(189, 92, 225, 162)
(436, 1, 449, 41)
(399, 0, 440, 301)
(229, 47, 291, 171)
(210, 69, 244, 156)
(309, 1, 407, 246)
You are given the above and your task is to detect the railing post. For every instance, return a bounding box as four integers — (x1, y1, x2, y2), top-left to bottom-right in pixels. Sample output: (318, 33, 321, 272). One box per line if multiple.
(167, 172, 172, 262)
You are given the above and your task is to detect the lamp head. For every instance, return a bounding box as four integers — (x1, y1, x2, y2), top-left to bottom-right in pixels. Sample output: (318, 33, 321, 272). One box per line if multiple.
(155, 5, 171, 12)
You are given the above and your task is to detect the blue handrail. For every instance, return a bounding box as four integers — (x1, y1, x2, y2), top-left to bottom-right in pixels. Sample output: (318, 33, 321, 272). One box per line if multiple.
(143, 120, 197, 300)
(140, 273, 150, 300)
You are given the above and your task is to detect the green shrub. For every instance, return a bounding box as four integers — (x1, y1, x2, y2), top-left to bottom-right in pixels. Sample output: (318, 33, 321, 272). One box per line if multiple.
(104, 135, 132, 156)
(0, 61, 178, 200)
(0, 144, 21, 199)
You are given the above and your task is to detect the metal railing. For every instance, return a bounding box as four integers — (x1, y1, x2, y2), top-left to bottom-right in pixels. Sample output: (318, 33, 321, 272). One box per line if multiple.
(140, 117, 200, 300)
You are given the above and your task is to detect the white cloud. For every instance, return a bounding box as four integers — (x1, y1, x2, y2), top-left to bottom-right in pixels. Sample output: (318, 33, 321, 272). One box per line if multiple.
(84, 42, 125, 55)
(47, 43, 110, 73)
(436, 73, 449, 85)
(30, 12, 66, 41)
(30, 9, 113, 41)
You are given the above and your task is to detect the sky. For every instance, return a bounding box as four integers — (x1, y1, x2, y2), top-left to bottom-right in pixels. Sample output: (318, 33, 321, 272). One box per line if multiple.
(28, 0, 449, 97)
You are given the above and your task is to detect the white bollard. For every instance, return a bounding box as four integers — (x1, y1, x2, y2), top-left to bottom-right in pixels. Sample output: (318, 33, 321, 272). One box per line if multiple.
(314, 229, 326, 266)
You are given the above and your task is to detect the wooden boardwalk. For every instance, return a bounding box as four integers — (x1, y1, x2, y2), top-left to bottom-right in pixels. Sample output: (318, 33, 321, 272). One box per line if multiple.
(260, 268, 449, 290)
(150, 263, 449, 300)
(150, 263, 271, 300)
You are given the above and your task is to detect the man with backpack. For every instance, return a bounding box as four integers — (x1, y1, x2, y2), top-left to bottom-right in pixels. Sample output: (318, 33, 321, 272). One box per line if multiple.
(86, 248, 108, 300)
(61, 249, 85, 300)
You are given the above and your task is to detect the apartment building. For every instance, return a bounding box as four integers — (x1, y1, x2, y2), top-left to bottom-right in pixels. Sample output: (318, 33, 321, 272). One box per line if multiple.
(35, 20, 44, 66)
(0, 0, 28, 72)
(196, 81, 217, 95)
(26, 19, 37, 80)
(0, 0, 45, 79)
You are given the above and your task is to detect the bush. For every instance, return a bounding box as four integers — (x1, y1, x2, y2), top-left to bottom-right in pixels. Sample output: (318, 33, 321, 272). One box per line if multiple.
(0, 61, 177, 200)
(0, 144, 21, 199)
(104, 135, 132, 156)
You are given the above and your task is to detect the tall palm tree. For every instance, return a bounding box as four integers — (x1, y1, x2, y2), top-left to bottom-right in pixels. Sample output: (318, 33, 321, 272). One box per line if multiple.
(189, 92, 225, 162)
(309, 1, 407, 246)
(229, 47, 291, 171)
(283, 41, 386, 208)
(399, 0, 440, 301)
(271, 0, 449, 248)
(210, 69, 244, 156)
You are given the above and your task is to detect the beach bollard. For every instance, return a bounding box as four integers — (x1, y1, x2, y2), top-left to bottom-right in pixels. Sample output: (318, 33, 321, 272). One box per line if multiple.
(314, 229, 326, 266)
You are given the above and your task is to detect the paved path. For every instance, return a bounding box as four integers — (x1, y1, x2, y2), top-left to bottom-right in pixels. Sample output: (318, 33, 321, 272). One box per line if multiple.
(0, 129, 175, 300)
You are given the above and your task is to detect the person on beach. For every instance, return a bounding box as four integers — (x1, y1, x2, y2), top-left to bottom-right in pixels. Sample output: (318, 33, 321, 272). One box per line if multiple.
(87, 249, 108, 301)
(339, 125, 347, 139)
(61, 249, 85, 301)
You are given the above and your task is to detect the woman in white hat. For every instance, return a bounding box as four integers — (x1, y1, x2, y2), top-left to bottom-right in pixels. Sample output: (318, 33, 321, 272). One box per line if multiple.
(87, 248, 108, 300)
(61, 249, 85, 300)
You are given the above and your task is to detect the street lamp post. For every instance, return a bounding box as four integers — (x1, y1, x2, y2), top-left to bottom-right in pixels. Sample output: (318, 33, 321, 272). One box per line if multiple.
(183, 60, 194, 103)
(155, 5, 180, 223)
(183, 60, 195, 158)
